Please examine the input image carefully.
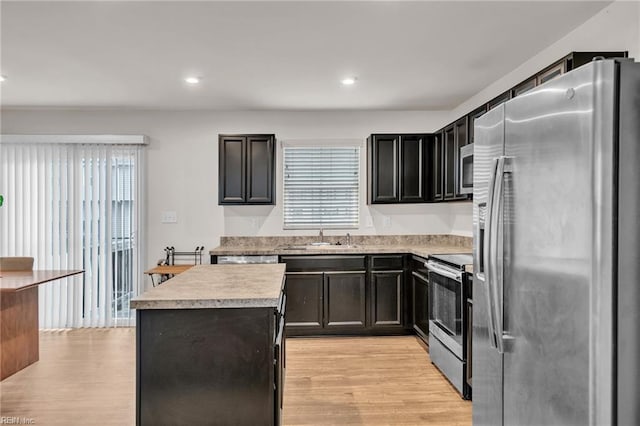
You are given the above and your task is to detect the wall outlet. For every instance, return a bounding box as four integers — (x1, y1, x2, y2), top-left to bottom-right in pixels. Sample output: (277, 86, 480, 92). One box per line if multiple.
(383, 216, 391, 228)
(365, 216, 373, 227)
(161, 211, 177, 223)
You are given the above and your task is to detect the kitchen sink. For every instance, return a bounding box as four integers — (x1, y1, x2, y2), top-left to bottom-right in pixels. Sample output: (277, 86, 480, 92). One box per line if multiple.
(305, 244, 359, 250)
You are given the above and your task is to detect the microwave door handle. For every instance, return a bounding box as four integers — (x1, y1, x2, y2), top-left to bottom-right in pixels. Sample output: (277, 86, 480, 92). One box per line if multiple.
(484, 157, 499, 349)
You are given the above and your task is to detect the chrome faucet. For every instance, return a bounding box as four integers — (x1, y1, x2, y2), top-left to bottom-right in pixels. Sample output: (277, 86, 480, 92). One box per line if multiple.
(319, 228, 324, 243)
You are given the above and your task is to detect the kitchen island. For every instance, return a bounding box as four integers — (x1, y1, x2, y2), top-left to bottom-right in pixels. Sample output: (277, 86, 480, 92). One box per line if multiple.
(130, 264, 286, 426)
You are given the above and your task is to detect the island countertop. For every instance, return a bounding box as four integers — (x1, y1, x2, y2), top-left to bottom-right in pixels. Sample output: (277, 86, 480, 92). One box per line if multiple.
(130, 264, 285, 310)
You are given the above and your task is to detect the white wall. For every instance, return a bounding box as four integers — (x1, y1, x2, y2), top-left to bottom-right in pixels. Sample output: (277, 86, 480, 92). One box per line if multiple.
(3, 1, 638, 264)
(444, 0, 640, 237)
(450, 1, 640, 121)
(1, 109, 460, 267)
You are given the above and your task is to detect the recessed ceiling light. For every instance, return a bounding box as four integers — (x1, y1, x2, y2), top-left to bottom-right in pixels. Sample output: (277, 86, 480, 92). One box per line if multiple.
(341, 77, 357, 86)
(0, 75, 6, 82)
(184, 76, 201, 84)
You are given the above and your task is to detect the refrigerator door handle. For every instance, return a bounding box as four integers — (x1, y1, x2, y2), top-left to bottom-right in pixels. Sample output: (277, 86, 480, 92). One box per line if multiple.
(493, 156, 514, 354)
(475, 201, 487, 281)
(484, 157, 500, 349)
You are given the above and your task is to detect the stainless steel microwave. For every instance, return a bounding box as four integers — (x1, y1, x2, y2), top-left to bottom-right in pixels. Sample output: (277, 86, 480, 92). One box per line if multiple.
(459, 143, 473, 195)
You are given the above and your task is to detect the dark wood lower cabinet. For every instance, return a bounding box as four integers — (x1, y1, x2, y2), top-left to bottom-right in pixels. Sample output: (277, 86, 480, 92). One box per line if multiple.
(412, 270, 429, 343)
(324, 272, 366, 328)
(283, 255, 408, 336)
(284, 273, 323, 328)
(136, 306, 283, 425)
(370, 270, 403, 328)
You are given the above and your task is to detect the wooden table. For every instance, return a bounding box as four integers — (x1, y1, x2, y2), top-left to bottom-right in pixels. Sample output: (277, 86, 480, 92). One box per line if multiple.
(144, 265, 193, 286)
(0, 270, 83, 380)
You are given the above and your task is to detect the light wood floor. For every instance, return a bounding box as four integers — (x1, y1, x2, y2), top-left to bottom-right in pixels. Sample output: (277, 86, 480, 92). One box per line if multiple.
(0, 329, 471, 425)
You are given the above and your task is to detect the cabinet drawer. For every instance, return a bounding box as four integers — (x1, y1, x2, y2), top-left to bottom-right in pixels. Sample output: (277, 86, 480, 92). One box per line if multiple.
(370, 255, 404, 270)
(281, 255, 366, 272)
(411, 255, 429, 278)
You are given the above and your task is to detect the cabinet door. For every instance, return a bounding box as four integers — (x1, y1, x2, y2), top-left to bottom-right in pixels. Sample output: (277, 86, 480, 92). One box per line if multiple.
(324, 272, 366, 328)
(443, 125, 456, 200)
(369, 135, 399, 203)
(412, 271, 429, 340)
(284, 273, 323, 329)
(431, 132, 444, 202)
(246, 135, 274, 204)
(468, 105, 487, 145)
(487, 91, 511, 111)
(537, 60, 566, 85)
(219, 136, 246, 203)
(512, 77, 537, 98)
(398, 135, 425, 202)
(370, 271, 403, 327)
(454, 117, 469, 199)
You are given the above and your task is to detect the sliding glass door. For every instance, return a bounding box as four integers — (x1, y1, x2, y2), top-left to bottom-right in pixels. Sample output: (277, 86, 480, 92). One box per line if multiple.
(0, 139, 145, 327)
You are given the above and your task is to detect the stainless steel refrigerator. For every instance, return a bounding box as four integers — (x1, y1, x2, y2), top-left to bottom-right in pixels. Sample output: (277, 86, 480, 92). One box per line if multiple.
(472, 58, 640, 426)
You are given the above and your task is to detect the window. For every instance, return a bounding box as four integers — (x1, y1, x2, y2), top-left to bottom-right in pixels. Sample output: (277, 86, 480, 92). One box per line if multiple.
(283, 145, 360, 229)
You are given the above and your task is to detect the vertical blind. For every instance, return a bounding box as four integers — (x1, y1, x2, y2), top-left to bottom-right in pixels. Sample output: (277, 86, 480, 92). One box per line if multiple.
(0, 139, 145, 328)
(283, 145, 360, 229)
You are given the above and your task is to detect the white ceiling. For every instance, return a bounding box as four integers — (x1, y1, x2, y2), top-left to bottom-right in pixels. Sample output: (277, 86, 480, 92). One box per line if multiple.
(0, 1, 611, 110)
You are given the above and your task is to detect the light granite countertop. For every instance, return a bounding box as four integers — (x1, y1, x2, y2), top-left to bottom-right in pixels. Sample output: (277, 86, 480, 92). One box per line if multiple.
(210, 243, 470, 259)
(131, 264, 285, 310)
(210, 235, 473, 260)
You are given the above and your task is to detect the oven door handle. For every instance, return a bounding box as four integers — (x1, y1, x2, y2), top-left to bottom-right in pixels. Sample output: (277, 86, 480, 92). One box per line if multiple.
(426, 262, 462, 281)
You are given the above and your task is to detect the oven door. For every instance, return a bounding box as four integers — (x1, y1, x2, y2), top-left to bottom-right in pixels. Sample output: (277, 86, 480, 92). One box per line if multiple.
(459, 143, 474, 195)
(427, 261, 464, 358)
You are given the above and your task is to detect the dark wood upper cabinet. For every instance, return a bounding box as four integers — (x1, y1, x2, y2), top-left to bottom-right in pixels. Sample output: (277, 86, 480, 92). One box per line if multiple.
(536, 51, 628, 86)
(399, 134, 426, 202)
(487, 91, 512, 111)
(219, 134, 275, 205)
(443, 125, 456, 200)
(431, 131, 444, 202)
(246, 135, 274, 203)
(368, 134, 399, 203)
(453, 117, 469, 199)
(512, 77, 537, 98)
(368, 134, 428, 204)
(567, 51, 627, 70)
(537, 61, 566, 85)
(441, 117, 469, 201)
(468, 105, 488, 145)
(219, 136, 245, 204)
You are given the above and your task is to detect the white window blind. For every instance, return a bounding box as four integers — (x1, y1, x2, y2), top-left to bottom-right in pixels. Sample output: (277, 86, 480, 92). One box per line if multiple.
(0, 137, 145, 328)
(283, 145, 359, 229)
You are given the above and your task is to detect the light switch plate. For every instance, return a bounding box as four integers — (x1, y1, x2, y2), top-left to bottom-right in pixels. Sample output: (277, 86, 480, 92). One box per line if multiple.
(161, 211, 177, 223)
(383, 216, 391, 228)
